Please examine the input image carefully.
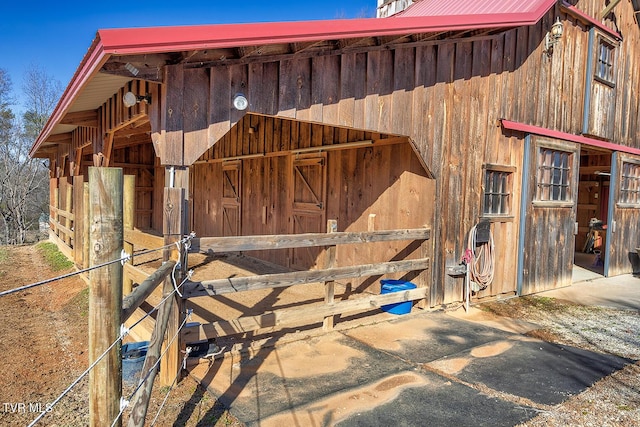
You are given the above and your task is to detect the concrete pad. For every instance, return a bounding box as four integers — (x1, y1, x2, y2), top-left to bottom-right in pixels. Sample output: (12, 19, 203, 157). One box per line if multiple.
(191, 332, 413, 426)
(337, 371, 536, 427)
(430, 339, 631, 406)
(258, 371, 432, 427)
(540, 273, 640, 311)
(344, 311, 512, 363)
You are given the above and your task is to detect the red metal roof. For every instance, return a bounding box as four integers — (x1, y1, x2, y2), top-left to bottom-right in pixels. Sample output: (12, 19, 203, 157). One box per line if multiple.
(501, 120, 640, 156)
(397, 0, 556, 17)
(32, 4, 561, 157)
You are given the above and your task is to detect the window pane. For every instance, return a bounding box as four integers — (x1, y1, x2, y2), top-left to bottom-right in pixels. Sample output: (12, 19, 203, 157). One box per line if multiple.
(483, 168, 512, 215)
(536, 148, 572, 202)
(620, 162, 640, 205)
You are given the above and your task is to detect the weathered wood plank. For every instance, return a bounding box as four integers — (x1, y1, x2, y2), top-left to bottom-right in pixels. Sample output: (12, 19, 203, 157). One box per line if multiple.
(122, 260, 176, 323)
(162, 65, 185, 165)
(183, 68, 211, 165)
(192, 227, 430, 253)
(183, 257, 430, 298)
(124, 229, 164, 250)
(182, 287, 428, 340)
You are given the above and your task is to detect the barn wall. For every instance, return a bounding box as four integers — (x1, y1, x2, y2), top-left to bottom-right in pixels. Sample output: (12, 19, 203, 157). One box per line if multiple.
(192, 115, 434, 292)
(49, 0, 640, 301)
(167, 2, 640, 304)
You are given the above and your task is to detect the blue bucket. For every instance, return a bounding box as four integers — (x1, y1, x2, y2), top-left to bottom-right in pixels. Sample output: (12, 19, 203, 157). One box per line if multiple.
(122, 341, 149, 386)
(380, 279, 416, 315)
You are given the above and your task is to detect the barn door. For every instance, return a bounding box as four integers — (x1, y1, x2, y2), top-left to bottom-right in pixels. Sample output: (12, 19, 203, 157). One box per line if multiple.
(605, 152, 640, 276)
(291, 154, 326, 269)
(222, 161, 241, 236)
(521, 138, 579, 295)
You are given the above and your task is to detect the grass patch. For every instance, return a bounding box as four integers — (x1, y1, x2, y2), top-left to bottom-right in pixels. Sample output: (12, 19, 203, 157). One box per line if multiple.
(36, 241, 74, 271)
(479, 295, 573, 318)
(0, 247, 9, 264)
(65, 286, 89, 317)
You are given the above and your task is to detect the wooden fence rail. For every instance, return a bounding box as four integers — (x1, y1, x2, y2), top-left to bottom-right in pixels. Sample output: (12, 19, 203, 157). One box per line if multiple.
(182, 286, 428, 341)
(191, 227, 430, 253)
(183, 225, 431, 339)
(122, 260, 176, 322)
(183, 258, 430, 298)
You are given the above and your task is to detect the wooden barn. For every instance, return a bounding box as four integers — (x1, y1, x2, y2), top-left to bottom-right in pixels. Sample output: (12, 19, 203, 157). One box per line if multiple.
(30, 0, 640, 380)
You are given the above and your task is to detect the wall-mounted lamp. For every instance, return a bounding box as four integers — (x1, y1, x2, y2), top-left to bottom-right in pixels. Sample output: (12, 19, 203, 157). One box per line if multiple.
(233, 93, 248, 111)
(544, 17, 564, 55)
(123, 91, 152, 108)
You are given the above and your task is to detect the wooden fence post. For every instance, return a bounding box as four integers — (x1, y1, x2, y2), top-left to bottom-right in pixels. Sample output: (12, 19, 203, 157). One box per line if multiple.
(160, 185, 186, 386)
(323, 219, 338, 330)
(83, 182, 90, 269)
(123, 175, 135, 231)
(65, 178, 73, 246)
(88, 167, 123, 427)
(123, 175, 135, 295)
(127, 187, 185, 426)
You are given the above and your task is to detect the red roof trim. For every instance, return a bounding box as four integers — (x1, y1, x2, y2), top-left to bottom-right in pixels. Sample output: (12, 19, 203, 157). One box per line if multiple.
(561, 1, 622, 40)
(97, 14, 546, 55)
(501, 119, 640, 155)
(31, 5, 559, 156)
(398, 0, 556, 19)
(29, 37, 108, 157)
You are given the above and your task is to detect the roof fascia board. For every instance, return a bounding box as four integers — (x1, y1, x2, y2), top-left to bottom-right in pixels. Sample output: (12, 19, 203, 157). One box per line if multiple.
(30, 38, 110, 157)
(97, 13, 549, 55)
(501, 119, 640, 156)
(561, 1, 622, 40)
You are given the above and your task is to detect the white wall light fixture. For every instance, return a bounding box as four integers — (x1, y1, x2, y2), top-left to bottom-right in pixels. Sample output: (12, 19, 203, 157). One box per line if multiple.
(544, 17, 564, 55)
(233, 93, 249, 111)
(123, 91, 152, 108)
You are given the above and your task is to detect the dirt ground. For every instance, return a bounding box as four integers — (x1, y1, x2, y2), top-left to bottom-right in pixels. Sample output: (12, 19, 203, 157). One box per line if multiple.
(0, 245, 241, 427)
(0, 244, 638, 426)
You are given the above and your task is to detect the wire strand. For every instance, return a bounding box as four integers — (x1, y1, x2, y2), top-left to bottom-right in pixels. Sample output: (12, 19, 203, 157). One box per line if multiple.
(149, 347, 191, 426)
(1, 234, 195, 298)
(27, 330, 127, 427)
(127, 270, 192, 333)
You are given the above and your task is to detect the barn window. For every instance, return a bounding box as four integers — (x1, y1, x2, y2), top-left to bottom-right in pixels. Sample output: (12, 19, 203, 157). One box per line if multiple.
(482, 165, 514, 217)
(620, 162, 640, 205)
(536, 148, 573, 202)
(595, 37, 616, 85)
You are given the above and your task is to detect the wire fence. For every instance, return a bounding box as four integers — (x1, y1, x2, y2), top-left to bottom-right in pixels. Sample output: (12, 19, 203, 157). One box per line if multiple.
(23, 234, 195, 426)
(0, 234, 194, 298)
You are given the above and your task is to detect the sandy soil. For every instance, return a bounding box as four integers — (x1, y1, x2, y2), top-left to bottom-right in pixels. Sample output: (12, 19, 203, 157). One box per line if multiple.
(0, 245, 241, 427)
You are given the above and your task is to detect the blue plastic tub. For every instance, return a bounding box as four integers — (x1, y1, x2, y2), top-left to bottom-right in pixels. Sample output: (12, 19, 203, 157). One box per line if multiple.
(380, 279, 417, 315)
(122, 341, 149, 386)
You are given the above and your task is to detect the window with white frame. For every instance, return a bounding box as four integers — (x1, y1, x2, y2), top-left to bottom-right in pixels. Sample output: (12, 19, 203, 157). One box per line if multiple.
(620, 162, 640, 205)
(536, 148, 573, 202)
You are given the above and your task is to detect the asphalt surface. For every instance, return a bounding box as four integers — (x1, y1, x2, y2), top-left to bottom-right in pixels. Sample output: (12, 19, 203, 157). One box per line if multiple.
(190, 273, 639, 426)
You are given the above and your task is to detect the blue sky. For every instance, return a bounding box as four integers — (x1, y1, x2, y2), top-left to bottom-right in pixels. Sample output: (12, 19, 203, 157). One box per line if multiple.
(1, 0, 376, 110)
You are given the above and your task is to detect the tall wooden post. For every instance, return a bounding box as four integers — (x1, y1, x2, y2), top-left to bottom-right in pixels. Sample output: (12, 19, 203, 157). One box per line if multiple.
(160, 167, 188, 386)
(83, 182, 90, 269)
(65, 178, 73, 246)
(123, 175, 136, 295)
(323, 219, 338, 330)
(123, 175, 135, 231)
(88, 167, 123, 427)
